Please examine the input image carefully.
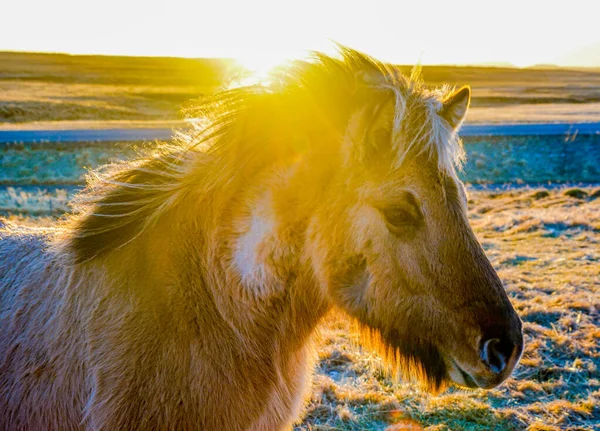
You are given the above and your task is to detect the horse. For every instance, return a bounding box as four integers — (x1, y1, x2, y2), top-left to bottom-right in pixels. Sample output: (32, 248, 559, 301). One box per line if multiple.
(0, 47, 523, 430)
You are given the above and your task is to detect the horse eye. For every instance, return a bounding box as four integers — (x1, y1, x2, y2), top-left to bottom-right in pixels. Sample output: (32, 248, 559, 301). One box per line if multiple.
(380, 203, 422, 234)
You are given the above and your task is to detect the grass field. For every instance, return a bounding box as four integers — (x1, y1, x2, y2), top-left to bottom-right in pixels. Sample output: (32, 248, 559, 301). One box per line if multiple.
(297, 188, 600, 431)
(5, 188, 599, 430)
(0, 52, 235, 127)
(2, 51, 600, 128)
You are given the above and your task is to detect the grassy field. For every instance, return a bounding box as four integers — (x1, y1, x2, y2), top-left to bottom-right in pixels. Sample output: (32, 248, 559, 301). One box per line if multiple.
(5, 188, 599, 430)
(1, 51, 600, 128)
(0, 52, 235, 127)
(297, 188, 600, 431)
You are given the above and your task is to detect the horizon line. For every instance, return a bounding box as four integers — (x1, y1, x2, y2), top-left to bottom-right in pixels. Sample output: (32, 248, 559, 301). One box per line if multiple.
(2, 49, 599, 71)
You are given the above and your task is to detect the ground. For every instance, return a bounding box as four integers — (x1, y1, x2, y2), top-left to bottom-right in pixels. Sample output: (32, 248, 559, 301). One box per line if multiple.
(5, 188, 599, 430)
(292, 188, 600, 431)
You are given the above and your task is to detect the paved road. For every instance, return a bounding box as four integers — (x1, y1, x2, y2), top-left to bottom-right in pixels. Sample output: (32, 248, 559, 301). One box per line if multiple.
(0, 128, 175, 144)
(0, 122, 599, 144)
(460, 122, 600, 137)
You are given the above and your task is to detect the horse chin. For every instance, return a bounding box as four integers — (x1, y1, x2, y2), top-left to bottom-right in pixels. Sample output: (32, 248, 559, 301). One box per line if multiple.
(387, 343, 451, 394)
(354, 321, 450, 393)
(446, 356, 517, 390)
(446, 358, 481, 389)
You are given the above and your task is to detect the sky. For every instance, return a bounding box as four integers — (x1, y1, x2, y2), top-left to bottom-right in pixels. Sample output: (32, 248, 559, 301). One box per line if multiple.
(3, 0, 600, 69)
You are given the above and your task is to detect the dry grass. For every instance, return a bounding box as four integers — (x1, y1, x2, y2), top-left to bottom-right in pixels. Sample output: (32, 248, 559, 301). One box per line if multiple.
(293, 189, 599, 430)
(2, 52, 600, 128)
(0, 52, 235, 125)
(7, 188, 599, 430)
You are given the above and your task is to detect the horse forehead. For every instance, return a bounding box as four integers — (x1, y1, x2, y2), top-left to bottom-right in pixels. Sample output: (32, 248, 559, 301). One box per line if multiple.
(362, 163, 465, 210)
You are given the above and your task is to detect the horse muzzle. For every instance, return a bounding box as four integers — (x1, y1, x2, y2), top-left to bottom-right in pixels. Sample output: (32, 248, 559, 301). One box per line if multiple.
(448, 329, 524, 389)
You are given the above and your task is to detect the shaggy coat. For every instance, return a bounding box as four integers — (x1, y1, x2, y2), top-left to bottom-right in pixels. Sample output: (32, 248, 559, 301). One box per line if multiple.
(0, 48, 523, 430)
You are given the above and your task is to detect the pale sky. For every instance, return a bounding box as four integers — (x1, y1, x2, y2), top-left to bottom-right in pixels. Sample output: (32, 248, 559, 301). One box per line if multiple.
(3, 0, 600, 68)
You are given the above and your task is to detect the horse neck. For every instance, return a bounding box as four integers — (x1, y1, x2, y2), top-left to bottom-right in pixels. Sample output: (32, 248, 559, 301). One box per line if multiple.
(185, 155, 332, 343)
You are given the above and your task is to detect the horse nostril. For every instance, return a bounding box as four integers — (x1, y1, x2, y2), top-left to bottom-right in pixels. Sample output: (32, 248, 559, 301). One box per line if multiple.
(480, 337, 513, 375)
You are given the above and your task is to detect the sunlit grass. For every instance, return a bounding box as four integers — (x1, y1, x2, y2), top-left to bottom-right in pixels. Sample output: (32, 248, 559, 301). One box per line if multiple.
(2, 52, 599, 127)
(293, 189, 600, 430)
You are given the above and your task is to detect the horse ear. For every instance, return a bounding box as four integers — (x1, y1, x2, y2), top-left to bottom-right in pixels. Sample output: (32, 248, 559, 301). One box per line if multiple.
(440, 86, 470, 129)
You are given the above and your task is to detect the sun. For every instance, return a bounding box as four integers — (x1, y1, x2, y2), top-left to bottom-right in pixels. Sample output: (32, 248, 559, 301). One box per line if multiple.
(233, 42, 339, 83)
(235, 51, 294, 77)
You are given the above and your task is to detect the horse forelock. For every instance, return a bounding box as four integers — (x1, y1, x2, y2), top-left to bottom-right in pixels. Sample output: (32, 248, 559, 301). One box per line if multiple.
(186, 46, 464, 174)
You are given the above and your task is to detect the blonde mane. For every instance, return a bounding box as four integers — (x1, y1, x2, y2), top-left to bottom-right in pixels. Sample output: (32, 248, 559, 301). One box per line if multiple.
(66, 46, 464, 262)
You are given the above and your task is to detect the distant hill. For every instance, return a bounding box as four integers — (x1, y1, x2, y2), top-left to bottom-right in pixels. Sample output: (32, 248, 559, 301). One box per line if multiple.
(470, 61, 518, 69)
(0, 51, 239, 86)
(527, 64, 562, 70)
(1, 51, 599, 125)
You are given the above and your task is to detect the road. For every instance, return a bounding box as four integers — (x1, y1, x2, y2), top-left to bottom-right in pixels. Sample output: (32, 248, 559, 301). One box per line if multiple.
(0, 122, 599, 144)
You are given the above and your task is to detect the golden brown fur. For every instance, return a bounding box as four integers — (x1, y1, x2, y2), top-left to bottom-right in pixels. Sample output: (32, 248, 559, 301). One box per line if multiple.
(0, 47, 522, 430)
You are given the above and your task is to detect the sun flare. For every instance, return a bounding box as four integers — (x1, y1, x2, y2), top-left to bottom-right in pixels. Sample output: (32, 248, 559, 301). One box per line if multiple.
(233, 43, 339, 82)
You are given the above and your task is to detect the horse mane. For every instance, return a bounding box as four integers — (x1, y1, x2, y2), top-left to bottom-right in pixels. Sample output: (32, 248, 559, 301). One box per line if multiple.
(65, 46, 464, 263)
